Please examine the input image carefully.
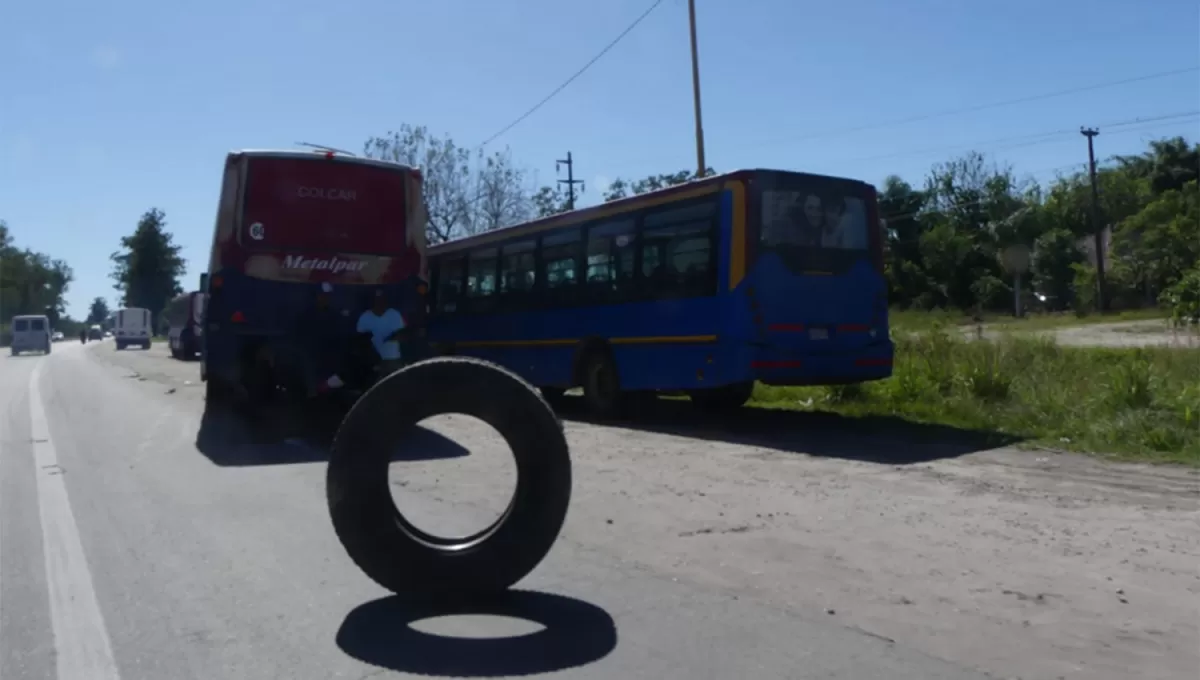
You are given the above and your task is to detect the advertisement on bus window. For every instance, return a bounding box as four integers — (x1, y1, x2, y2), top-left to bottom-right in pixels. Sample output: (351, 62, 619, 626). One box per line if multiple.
(754, 172, 878, 275)
(760, 187, 870, 251)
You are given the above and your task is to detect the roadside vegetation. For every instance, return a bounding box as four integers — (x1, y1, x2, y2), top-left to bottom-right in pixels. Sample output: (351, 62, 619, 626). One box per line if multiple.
(752, 327, 1200, 465)
(889, 306, 1169, 333)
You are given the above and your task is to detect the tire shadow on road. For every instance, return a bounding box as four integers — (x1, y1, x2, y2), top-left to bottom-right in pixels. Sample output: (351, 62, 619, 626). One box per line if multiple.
(194, 402, 471, 467)
(554, 396, 1020, 465)
(335, 590, 617, 677)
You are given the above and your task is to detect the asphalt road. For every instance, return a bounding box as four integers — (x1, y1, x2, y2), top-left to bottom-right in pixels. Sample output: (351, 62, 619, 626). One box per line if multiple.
(2, 341, 1196, 680)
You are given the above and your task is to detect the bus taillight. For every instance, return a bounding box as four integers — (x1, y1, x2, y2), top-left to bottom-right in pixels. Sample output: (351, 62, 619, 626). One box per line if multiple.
(231, 311, 245, 323)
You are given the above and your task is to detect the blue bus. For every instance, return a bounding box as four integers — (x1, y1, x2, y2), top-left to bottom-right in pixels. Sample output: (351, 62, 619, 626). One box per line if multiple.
(425, 168, 893, 417)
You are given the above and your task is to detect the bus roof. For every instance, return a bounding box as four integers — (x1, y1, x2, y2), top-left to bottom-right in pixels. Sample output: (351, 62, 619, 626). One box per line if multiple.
(228, 148, 419, 174)
(428, 167, 871, 255)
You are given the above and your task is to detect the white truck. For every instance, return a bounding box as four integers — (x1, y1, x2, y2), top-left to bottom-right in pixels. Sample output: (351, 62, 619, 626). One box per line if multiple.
(114, 307, 153, 350)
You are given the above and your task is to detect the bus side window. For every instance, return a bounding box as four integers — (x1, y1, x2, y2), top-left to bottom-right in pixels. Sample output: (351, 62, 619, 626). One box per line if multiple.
(640, 201, 717, 298)
(499, 240, 537, 310)
(585, 218, 637, 304)
(466, 247, 499, 314)
(435, 256, 466, 314)
(540, 229, 582, 307)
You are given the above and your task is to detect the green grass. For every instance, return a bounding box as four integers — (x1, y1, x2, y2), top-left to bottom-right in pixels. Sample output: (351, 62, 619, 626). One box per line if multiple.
(889, 307, 1168, 333)
(749, 330, 1200, 465)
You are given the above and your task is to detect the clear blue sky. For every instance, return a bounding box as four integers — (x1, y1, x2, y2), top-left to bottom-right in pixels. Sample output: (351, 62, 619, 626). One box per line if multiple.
(2, 0, 1197, 319)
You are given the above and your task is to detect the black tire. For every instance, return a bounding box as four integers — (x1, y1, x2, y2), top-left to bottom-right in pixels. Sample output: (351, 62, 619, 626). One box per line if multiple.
(581, 350, 624, 419)
(689, 381, 754, 412)
(205, 377, 232, 408)
(539, 387, 568, 407)
(328, 357, 572, 599)
(143, 341, 152, 350)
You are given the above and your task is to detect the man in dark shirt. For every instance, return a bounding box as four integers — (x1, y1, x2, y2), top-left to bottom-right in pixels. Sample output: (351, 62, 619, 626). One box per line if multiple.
(294, 282, 350, 396)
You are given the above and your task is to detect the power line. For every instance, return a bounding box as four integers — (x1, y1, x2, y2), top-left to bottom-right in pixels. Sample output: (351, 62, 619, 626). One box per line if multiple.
(744, 66, 1200, 149)
(838, 110, 1200, 164)
(879, 112, 1200, 228)
(476, 0, 666, 149)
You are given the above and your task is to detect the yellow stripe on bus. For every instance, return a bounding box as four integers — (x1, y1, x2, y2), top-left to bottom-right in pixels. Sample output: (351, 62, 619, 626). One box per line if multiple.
(451, 334, 718, 349)
(726, 179, 746, 290)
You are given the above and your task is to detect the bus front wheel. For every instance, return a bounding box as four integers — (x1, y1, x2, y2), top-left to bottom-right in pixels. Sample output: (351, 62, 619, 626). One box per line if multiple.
(689, 381, 754, 412)
(582, 351, 624, 419)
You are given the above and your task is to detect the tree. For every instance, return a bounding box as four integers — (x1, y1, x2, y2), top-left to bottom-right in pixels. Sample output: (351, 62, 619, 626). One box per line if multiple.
(109, 208, 186, 326)
(362, 125, 534, 242)
(1109, 180, 1200, 303)
(602, 168, 715, 202)
(1114, 136, 1200, 195)
(87, 297, 111, 325)
(0, 219, 74, 326)
(878, 175, 931, 307)
(530, 185, 577, 218)
(1031, 229, 1084, 310)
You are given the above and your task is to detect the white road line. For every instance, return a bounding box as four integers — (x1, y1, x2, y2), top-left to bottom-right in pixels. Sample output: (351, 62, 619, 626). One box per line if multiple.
(29, 362, 121, 680)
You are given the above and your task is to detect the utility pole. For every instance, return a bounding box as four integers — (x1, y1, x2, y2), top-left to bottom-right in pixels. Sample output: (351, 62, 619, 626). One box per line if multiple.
(1081, 127, 1107, 312)
(556, 152, 584, 211)
(687, 0, 707, 178)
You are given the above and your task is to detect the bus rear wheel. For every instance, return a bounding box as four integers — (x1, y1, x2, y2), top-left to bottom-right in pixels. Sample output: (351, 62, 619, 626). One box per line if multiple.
(181, 331, 197, 360)
(581, 351, 624, 419)
(689, 381, 754, 412)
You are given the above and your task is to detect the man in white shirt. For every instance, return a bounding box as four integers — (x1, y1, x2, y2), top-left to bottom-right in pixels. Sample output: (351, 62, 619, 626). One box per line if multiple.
(356, 289, 406, 373)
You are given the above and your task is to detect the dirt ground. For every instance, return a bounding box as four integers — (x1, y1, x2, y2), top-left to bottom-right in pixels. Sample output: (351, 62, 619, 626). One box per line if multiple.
(92, 340, 1200, 680)
(968, 319, 1200, 349)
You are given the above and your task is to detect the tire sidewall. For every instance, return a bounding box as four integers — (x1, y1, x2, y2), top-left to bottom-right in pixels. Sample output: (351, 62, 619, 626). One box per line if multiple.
(328, 357, 572, 596)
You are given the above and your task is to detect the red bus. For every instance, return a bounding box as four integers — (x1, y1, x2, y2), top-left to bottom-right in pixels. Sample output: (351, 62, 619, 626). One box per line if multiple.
(199, 148, 427, 405)
(165, 290, 205, 360)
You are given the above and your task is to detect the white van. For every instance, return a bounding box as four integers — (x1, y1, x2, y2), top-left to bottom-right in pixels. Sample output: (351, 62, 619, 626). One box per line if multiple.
(114, 307, 153, 350)
(9, 314, 52, 356)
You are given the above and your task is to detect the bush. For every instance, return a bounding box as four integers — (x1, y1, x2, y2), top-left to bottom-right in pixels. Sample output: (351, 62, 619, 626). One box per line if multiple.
(749, 332, 1200, 464)
(1160, 266, 1200, 326)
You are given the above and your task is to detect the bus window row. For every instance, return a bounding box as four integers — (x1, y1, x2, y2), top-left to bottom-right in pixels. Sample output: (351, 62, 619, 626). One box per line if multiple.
(430, 199, 721, 315)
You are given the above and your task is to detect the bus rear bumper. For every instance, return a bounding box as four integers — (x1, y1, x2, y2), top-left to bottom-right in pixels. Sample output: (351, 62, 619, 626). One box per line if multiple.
(750, 342, 895, 387)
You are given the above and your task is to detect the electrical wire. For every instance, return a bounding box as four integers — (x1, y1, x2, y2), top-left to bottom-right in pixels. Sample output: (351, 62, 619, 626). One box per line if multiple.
(877, 116, 1197, 228)
(743, 66, 1200, 149)
(836, 111, 1200, 165)
(476, 0, 666, 149)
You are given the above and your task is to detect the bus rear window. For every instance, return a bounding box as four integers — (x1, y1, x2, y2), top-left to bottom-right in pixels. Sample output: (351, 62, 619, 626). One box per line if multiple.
(761, 186, 870, 251)
(241, 157, 408, 255)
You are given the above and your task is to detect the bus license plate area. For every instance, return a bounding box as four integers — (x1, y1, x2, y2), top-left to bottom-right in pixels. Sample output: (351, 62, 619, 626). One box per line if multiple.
(809, 327, 829, 341)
